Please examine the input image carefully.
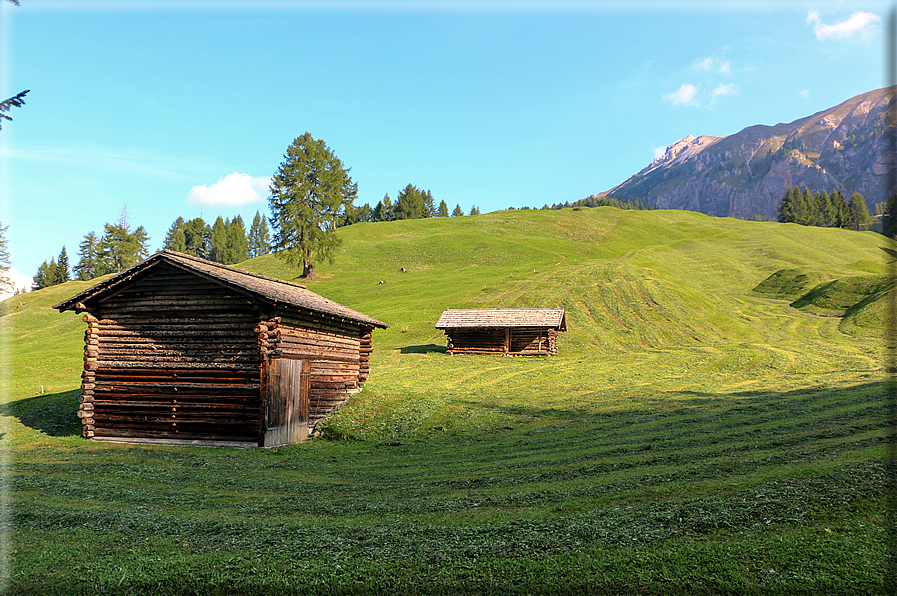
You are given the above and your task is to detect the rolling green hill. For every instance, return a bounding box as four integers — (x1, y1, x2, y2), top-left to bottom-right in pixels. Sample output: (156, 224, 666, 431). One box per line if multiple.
(1, 207, 892, 594)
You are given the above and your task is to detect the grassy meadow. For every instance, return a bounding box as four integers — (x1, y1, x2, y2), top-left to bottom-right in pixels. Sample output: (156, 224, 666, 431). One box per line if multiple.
(1, 206, 893, 594)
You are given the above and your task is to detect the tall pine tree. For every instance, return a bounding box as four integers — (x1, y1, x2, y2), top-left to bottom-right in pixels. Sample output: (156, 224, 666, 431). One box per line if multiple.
(247, 211, 271, 258)
(268, 133, 357, 278)
(54, 246, 71, 284)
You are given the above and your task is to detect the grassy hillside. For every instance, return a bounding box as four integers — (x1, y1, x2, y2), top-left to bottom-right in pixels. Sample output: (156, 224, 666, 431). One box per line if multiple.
(1, 207, 892, 594)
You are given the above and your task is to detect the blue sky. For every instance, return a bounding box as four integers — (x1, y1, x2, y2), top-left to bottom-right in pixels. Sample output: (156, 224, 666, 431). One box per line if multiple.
(0, 0, 888, 284)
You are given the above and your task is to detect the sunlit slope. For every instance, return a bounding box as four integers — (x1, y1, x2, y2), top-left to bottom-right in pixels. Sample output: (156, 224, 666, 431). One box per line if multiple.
(245, 207, 890, 353)
(3, 207, 889, 423)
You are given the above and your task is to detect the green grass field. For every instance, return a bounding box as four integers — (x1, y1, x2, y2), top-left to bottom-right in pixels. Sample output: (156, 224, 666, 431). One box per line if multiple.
(2, 207, 893, 594)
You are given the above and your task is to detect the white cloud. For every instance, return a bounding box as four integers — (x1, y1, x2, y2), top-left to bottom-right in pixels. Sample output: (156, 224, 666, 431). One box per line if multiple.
(663, 83, 699, 106)
(712, 83, 737, 98)
(652, 146, 667, 160)
(187, 173, 271, 206)
(0, 269, 33, 302)
(807, 10, 880, 41)
(694, 56, 730, 75)
(800, 89, 810, 99)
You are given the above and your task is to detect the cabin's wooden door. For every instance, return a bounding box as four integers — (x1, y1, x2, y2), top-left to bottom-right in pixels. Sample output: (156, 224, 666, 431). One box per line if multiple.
(263, 358, 310, 447)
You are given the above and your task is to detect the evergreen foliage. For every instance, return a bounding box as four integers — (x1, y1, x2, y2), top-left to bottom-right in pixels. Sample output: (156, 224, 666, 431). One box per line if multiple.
(74, 232, 101, 281)
(163, 217, 188, 253)
(372, 194, 395, 222)
(881, 193, 897, 239)
(182, 218, 212, 259)
(776, 186, 863, 230)
(268, 133, 356, 277)
(548, 196, 651, 211)
(209, 216, 227, 263)
(0, 222, 9, 274)
(452, 204, 464, 217)
(248, 211, 272, 258)
(469, 205, 481, 216)
(54, 246, 71, 285)
(395, 184, 428, 220)
(33, 258, 57, 290)
(437, 200, 449, 217)
(846, 192, 873, 231)
(223, 215, 248, 265)
(97, 221, 150, 274)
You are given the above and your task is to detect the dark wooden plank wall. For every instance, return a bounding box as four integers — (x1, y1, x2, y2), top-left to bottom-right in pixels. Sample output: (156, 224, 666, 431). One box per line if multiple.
(445, 327, 559, 356)
(80, 266, 263, 443)
(277, 313, 371, 427)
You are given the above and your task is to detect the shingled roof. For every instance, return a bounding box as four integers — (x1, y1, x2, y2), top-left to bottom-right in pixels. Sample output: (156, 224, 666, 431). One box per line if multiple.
(54, 250, 389, 329)
(435, 308, 566, 331)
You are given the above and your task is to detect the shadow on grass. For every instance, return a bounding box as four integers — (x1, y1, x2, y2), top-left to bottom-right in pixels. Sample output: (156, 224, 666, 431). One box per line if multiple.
(0, 389, 82, 437)
(400, 344, 447, 354)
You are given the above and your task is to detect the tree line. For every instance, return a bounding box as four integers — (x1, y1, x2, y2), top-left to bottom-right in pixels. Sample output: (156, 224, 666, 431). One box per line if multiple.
(162, 212, 271, 264)
(34, 210, 151, 289)
(341, 184, 479, 226)
(776, 186, 872, 231)
(34, 210, 272, 290)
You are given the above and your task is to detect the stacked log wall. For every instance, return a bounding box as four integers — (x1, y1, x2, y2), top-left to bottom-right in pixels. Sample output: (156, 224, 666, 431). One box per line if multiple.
(86, 266, 262, 443)
(445, 327, 558, 356)
(277, 313, 371, 427)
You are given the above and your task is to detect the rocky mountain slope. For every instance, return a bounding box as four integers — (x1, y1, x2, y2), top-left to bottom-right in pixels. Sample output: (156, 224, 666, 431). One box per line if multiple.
(599, 87, 895, 219)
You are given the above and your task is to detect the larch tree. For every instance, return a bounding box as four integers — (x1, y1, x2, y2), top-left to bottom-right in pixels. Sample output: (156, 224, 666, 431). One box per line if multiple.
(268, 133, 357, 278)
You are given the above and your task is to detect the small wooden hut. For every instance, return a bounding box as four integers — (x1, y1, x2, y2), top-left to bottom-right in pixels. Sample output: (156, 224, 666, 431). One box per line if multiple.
(435, 308, 566, 356)
(54, 250, 388, 447)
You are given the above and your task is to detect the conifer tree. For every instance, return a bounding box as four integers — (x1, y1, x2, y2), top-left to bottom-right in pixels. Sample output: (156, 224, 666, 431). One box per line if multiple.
(163, 217, 187, 252)
(422, 190, 435, 218)
(0, 222, 10, 276)
(882, 192, 897, 238)
(846, 192, 872, 231)
(373, 194, 394, 222)
(452, 204, 464, 217)
(777, 187, 796, 223)
(268, 133, 356, 278)
(248, 211, 271, 258)
(209, 216, 227, 263)
(55, 246, 71, 284)
(223, 215, 248, 264)
(469, 205, 481, 216)
(182, 218, 211, 258)
(33, 258, 57, 289)
(395, 184, 425, 220)
(832, 190, 848, 228)
(75, 232, 100, 281)
(437, 200, 449, 217)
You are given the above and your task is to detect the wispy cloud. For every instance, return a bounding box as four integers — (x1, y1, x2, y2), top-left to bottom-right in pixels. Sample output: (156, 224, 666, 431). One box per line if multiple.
(806, 10, 880, 41)
(0, 143, 212, 181)
(693, 55, 730, 75)
(187, 173, 270, 206)
(799, 89, 810, 99)
(712, 83, 737, 98)
(663, 83, 699, 107)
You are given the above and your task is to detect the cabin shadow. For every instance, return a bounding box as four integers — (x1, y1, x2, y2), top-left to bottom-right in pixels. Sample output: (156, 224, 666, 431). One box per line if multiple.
(400, 344, 447, 354)
(0, 389, 82, 437)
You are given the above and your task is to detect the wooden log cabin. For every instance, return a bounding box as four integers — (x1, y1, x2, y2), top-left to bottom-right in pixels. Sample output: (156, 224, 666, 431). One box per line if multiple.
(54, 250, 388, 447)
(435, 309, 566, 356)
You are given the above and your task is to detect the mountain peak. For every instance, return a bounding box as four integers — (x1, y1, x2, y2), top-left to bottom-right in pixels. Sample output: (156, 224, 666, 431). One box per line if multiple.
(603, 87, 896, 219)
